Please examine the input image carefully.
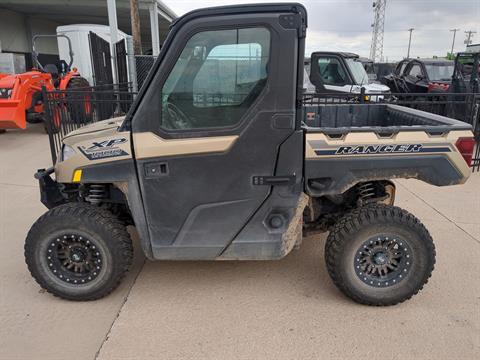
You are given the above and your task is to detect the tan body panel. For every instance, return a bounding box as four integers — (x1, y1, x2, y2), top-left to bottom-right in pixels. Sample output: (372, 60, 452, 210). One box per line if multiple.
(305, 130, 473, 180)
(56, 126, 238, 183)
(133, 132, 238, 159)
(57, 131, 132, 183)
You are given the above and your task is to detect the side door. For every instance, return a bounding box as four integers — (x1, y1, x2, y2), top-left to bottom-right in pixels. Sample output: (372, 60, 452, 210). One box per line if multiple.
(310, 54, 353, 93)
(405, 61, 427, 92)
(395, 60, 407, 76)
(130, 7, 305, 259)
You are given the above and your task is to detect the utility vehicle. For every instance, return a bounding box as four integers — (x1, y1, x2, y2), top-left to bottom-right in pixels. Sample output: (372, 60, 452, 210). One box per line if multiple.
(358, 58, 396, 85)
(382, 58, 455, 93)
(305, 51, 390, 95)
(450, 51, 479, 94)
(26, 3, 475, 305)
(0, 34, 89, 130)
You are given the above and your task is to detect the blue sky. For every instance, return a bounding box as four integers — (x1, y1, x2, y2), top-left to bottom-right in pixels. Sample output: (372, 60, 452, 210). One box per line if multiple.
(162, 0, 480, 61)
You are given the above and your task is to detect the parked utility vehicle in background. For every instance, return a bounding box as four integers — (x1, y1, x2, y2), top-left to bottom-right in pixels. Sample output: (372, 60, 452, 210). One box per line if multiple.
(305, 51, 390, 95)
(450, 51, 479, 94)
(382, 58, 454, 93)
(358, 57, 396, 85)
(26, 3, 474, 306)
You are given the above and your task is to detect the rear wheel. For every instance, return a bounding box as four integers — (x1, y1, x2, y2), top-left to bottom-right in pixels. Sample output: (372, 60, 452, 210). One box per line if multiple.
(25, 203, 133, 301)
(325, 204, 435, 306)
(66, 77, 92, 125)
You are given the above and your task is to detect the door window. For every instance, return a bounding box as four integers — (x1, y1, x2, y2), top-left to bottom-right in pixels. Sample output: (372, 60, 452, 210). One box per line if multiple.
(161, 27, 270, 130)
(408, 64, 422, 77)
(317, 57, 348, 86)
(397, 61, 407, 75)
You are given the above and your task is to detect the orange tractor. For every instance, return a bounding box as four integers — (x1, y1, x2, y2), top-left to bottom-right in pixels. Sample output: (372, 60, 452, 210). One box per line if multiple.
(0, 35, 90, 131)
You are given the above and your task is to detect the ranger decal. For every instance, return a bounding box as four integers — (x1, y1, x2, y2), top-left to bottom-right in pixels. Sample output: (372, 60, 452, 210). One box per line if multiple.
(312, 143, 452, 156)
(336, 144, 422, 155)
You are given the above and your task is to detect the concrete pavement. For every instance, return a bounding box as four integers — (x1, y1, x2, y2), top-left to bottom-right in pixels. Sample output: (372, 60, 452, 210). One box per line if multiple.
(1, 124, 479, 360)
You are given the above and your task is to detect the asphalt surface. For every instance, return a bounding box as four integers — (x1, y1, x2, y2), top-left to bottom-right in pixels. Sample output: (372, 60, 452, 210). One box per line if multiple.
(1, 124, 479, 360)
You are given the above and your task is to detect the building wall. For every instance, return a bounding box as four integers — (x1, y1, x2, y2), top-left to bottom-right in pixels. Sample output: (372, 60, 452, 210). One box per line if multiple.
(0, 8, 60, 55)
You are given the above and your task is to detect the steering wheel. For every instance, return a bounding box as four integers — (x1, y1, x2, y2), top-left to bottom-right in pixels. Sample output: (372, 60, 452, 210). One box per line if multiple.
(164, 102, 194, 129)
(57, 60, 70, 74)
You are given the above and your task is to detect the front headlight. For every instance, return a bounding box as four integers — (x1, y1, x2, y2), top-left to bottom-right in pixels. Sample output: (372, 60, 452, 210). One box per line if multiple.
(0, 88, 12, 99)
(62, 145, 76, 161)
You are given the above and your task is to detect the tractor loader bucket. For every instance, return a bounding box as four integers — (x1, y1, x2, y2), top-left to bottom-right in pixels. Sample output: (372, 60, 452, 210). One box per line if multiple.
(0, 100, 26, 129)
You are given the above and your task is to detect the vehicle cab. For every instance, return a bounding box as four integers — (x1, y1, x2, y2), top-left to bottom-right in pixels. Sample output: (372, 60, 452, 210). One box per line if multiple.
(305, 51, 390, 95)
(387, 58, 455, 93)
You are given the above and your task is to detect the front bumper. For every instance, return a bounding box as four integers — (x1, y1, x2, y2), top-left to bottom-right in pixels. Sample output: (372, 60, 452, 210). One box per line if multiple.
(35, 167, 66, 209)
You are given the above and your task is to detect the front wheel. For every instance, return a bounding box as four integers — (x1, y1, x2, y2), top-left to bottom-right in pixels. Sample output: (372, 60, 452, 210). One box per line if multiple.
(325, 204, 435, 306)
(25, 203, 133, 301)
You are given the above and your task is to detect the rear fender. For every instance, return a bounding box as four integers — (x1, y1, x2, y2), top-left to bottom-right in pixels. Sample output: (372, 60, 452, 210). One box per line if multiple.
(304, 130, 473, 197)
(58, 71, 80, 90)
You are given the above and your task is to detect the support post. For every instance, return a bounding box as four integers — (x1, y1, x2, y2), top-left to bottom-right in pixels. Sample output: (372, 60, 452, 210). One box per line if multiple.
(126, 36, 138, 93)
(107, 0, 119, 84)
(149, 1, 160, 56)
(130, 0, 143, 55)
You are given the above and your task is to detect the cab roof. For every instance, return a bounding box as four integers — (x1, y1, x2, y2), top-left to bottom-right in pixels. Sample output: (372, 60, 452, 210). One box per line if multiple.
(172, 2, 308, 28)
(401, 58, 454, 65)
(311, 51, 359, 59)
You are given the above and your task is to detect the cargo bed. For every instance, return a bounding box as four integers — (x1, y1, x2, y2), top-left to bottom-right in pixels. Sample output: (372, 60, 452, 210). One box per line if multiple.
(303, 103, 474, 197)
(303, 103, 472, 134)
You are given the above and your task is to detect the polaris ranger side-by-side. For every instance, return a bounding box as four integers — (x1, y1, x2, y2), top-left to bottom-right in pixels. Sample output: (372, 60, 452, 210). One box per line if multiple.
(26, 3, 475, 305)
(382, 58, 455, 93)
(305, 51, 390, 95)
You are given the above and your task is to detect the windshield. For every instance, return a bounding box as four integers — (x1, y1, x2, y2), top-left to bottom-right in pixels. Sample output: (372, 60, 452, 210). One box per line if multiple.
(345, 58, 369, 85)
(424, 64, 454, 81)
(363, 62, 376, 80)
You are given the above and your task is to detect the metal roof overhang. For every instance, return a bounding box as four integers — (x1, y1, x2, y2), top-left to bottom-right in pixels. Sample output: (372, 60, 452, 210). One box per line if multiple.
(0, 0, 176, 47)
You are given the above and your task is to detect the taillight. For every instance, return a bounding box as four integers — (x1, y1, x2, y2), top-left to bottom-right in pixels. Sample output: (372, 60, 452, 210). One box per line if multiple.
(455, 137, 475, 166)
(427, 82, 449, 92)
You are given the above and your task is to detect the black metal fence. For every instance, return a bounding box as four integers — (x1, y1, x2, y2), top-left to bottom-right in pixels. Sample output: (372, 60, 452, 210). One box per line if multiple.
(43, 86, 480, 171)
(303, 91, 480, 171)
(43, 83, 136, 164)
(135, 55, 157, 90)
(303, 91, 480, 125)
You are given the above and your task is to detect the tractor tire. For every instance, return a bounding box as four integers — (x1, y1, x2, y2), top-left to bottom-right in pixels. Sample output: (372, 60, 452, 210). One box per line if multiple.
(66, 77, 92, 125)
(25, 203, 133, 301)
(325, 204, 435, 306)
(26, 117, 44, 124)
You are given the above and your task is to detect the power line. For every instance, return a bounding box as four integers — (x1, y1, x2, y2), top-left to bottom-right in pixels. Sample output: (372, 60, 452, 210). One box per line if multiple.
(450, 28, 460, 55)
(464, 30, 477, 45)
(407, 28, 414, 58)
(369, 0, 387, 62)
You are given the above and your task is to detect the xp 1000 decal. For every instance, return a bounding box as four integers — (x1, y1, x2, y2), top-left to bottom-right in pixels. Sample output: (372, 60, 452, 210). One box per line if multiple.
(308, 140, 452, 156)
(78, 138, 129, 160)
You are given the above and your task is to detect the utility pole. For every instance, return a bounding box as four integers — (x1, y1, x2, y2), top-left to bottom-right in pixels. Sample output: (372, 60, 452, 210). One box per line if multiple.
(450, 28, 460, 56)
(130, 0, 143, 55)
(107, 0, 119, 84)
(407, 28, 414, 58)
(464, 30, 477, 46)
(369, 0, 387, 62)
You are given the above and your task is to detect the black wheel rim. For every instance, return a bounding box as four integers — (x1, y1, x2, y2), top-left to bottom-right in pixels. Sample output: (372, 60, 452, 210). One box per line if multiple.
(354, 235, 412, 288)
(45, 234, 103, 285)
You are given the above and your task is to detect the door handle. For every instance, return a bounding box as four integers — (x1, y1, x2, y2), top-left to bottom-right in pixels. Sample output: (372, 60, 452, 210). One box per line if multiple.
(252, 175, 295, 186)
(144, 162, 168, 178)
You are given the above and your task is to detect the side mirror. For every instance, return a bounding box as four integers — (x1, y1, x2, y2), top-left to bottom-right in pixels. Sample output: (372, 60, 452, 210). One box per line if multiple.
(416, 74, 424, 80)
